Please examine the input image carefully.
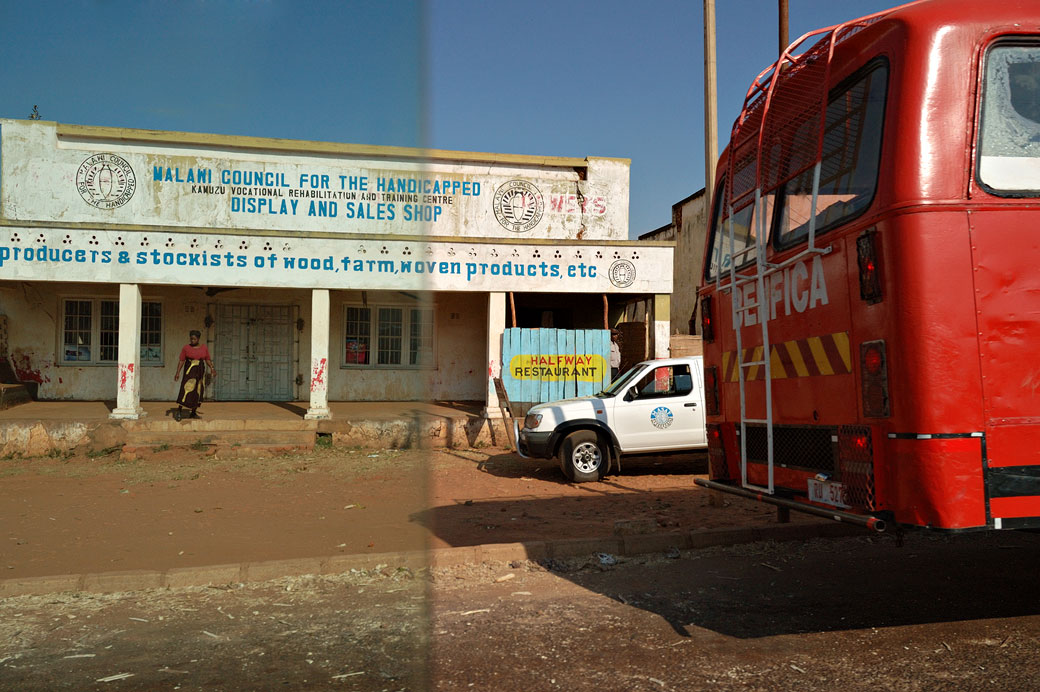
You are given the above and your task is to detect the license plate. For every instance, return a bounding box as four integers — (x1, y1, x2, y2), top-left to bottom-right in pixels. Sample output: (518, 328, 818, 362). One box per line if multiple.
(807, 478, 850, 509)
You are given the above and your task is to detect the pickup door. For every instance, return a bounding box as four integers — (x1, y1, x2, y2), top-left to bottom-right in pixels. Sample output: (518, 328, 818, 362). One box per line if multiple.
(612, 360, 706, 452)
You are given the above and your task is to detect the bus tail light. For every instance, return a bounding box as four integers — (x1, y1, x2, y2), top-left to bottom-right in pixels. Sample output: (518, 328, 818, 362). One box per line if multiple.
(860, 340, 889, 417)
(701, 295, 715, 343)
(704, 366, 720, 416)
(857, 229, 883, 304)
(707, 423, 729, 480)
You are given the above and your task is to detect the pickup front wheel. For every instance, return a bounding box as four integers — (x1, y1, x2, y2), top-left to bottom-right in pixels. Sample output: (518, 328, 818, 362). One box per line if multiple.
(559, 430, 607, 482)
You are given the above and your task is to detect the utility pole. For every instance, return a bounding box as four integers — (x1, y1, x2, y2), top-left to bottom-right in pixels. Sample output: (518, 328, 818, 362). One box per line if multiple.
(779, 0, 789, 54)
(703, 0, 718, 207)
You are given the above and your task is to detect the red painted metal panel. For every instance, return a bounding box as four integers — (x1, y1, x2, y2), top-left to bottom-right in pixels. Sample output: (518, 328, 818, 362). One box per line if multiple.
(969, 210, 1040, 443)
(884, 437, 987, 529)
(986, 426, 1040, 469)
(990, 495, 1040, 520)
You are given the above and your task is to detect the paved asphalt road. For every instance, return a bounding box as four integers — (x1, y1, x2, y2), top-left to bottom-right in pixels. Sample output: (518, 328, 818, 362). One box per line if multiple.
(3, 530, 1040, 690)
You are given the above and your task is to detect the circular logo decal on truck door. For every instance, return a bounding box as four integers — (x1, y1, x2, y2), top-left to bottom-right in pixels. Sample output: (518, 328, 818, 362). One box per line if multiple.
(650, 406, 674, 429)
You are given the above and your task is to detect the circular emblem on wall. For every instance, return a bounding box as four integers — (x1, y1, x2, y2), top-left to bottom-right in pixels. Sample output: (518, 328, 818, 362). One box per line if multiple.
(76, 153, 137, 209)
(608, 259, 637, 288)
(650, 406, 674, 429)
(493, 180, 544, 233)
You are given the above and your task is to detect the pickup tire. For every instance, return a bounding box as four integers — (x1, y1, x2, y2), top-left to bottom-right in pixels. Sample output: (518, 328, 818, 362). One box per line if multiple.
(559, 430, 607, 483)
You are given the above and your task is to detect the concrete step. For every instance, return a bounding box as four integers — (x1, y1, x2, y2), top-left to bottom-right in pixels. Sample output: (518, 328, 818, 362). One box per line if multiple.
(0, 384, 32, 410)
(132, 415, 316, 433)
(126, 429, 315, 449)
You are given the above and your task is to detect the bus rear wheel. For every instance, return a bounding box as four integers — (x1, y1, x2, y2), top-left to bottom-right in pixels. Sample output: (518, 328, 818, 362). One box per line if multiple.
(559, 430, 607, 483)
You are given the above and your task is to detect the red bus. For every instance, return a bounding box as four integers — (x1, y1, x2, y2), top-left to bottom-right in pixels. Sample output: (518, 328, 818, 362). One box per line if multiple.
(696, 0, 1040, 532)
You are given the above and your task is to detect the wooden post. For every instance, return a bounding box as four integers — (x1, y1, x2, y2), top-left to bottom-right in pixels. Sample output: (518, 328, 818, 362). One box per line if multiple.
(703, 0, 718, 206)
(493, 377, 518, 452)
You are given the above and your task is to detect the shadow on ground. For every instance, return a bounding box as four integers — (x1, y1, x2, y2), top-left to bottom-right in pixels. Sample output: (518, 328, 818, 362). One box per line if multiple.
(419, 450, 1040, 639)
(472, 449, 709, 481)
(414, 450, 723, 547)
(563, 529, 1040, 639)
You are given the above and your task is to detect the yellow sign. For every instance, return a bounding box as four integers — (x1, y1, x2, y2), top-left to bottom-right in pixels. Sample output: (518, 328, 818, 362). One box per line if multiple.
(509, 354, 607, 382)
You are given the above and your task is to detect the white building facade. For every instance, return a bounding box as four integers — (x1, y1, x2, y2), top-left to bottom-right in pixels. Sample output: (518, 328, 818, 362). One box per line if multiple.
(0, 120, 673, 419)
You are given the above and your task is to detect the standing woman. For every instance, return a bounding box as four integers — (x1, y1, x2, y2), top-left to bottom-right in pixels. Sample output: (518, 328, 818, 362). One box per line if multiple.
(173, 330, 216, 419)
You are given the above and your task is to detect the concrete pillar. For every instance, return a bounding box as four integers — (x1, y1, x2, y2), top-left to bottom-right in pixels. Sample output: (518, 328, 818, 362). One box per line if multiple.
(305, 288, 331, 420)
(110, 283, 146, 420)
(484, 292, 506, 418)
(652, 293, 671, 359)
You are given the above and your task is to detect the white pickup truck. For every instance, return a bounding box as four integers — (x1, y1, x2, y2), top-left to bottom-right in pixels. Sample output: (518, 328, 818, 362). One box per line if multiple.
(516, 356, 707, 482)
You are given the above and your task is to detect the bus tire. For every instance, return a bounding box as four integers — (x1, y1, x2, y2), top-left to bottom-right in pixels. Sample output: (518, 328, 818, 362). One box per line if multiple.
(559, 430, 607, 483)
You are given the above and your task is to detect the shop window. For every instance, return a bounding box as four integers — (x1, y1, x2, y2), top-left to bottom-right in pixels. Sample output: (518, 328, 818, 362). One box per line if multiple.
(377, 307, 403, 365)
(61, 298, 163, 365)
(344, 306, 371, 364)
(409, 308, 434, 365)
(140, 302, 163, 362)
(344, 304, 434, 368)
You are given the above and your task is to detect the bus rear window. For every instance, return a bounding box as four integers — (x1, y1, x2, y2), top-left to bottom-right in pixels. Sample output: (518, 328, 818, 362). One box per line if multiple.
(776, 63, 887, 246)
(979, 43, 1040, 195)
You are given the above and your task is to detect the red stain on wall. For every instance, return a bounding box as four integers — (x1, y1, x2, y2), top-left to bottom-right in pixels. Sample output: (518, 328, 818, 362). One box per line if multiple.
(12, 353, 48, 384)
(119, 362, 135, 390)
(311, 357, 327, 391)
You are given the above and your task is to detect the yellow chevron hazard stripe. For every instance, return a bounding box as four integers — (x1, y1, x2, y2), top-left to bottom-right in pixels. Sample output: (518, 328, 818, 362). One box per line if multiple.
(722, 332, 852, 382)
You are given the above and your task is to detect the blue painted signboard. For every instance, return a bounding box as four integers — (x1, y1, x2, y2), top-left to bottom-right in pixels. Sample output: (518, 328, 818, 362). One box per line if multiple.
(501, 328, 610, 415)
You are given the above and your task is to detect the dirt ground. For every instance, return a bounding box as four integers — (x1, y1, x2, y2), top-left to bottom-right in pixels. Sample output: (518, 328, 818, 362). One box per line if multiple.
(3, 532, 1039, 691)
(0, 444, 808, 581)
(11, 442, 1028, 691)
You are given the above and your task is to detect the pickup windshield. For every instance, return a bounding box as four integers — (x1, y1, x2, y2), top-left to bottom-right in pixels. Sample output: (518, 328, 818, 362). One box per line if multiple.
(596, 363, 646, 398)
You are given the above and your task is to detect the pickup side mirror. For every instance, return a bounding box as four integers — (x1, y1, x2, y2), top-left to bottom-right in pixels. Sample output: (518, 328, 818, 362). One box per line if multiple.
(624, 386, 638, 402)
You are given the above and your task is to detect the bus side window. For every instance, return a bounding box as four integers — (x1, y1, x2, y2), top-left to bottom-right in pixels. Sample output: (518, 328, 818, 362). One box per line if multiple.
(978, 43, 1040, 195)
(706, 178, 774, 280)
(706, 177, 731, 279)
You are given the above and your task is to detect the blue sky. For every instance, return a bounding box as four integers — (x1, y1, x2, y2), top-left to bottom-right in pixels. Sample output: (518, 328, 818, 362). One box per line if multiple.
(0, 0, 899, 237)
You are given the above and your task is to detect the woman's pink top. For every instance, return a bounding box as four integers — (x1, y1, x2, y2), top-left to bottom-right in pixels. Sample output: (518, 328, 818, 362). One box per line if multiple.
(179, 343, 211, 362)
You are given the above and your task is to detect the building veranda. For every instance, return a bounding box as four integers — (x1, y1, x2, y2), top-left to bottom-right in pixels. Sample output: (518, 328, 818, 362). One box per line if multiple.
(0, 120, 674, 422)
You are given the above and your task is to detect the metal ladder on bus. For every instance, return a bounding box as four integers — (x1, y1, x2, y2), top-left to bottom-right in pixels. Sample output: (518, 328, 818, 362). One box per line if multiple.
(718, 164, 830, 496)
(725, 190, 775, 495)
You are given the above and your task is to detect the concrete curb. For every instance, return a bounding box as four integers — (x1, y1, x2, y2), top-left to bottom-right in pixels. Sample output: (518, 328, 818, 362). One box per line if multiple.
(0, 521, 865, 598)
(0, 412, 512, 457)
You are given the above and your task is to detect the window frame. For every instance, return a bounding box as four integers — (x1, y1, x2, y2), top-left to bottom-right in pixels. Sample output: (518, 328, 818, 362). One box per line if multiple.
(341, 301, 435, 369)
(705, 175, 746, 282)
(631, 363, 693, 400)
(772, 57, 889, 251)
(976, 39, 1040, 198)
(59, 297, 164, 366)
